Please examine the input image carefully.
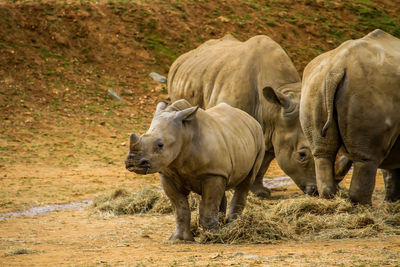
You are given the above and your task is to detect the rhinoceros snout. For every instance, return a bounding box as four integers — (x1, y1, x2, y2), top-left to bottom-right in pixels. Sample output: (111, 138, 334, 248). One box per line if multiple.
(125, 154, 152, 174)
(304, 185, 318, 196)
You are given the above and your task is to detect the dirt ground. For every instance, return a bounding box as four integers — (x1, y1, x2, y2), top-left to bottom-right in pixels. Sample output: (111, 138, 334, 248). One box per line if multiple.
(1, 163, 400, 266)
(1, 0, 400, 266)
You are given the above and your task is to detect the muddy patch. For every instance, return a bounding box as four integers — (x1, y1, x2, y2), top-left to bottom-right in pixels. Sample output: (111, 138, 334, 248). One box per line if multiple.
(263, 176, 293, 188)
(0, 200, 92, 220)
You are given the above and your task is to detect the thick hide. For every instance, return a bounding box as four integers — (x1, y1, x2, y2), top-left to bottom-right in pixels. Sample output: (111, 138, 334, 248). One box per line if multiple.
(168, 34, 317, 196)
(300, 29, 400, 204)
(125, 100, 265, 240)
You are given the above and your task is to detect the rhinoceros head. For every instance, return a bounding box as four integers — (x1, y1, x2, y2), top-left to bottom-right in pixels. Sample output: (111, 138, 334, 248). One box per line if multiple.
(263, 84, 318, 195)
(125, 101, 198, 175)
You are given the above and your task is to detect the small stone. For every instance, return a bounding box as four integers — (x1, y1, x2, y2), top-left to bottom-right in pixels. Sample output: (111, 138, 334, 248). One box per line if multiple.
(149, 72, 167, 84)
(108, 89, 122, 102)
(100, 121, 106, 126)
(244, 254, 259, 259)
(110, 135, 117, 138)
(211, 253, 222, 259)
(217, 16, 230, 22)
(121, 142, 126, 146)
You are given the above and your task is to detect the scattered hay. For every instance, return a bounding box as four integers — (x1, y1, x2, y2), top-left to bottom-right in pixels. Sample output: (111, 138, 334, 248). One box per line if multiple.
(92, 187, 201, 215)
(92, 187, 171, 215)
(3, 248, 38, 257)
(92, 187, 400, 244)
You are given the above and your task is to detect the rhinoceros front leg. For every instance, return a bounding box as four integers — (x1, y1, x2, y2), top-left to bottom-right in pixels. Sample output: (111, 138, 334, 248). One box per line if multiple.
(382, 169, 400, 202)
(199, 177, 226, 232)
(315, 157, 337, 198)
(160, 175, 193, 241)
(251, 152, 274, 199)
(334, 155, 353, 183)
(349, 161, 377, 205)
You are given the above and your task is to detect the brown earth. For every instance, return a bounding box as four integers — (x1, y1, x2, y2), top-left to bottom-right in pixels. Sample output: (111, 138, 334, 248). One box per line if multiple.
(1, 168, 400, 266)
(1, 0, 400, 266)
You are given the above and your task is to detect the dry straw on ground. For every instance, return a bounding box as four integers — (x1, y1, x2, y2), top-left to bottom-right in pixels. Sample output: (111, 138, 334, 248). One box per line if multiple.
(92, 187, 400, 244)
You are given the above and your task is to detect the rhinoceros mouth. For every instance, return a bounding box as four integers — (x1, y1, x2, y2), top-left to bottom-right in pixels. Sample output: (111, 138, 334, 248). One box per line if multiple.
(126, 166, 150, 175)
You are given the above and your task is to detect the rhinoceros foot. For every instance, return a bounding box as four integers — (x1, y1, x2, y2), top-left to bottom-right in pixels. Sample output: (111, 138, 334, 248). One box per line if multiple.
(169, 230, 194, 241)
(251, 186, 271, 199)
(319, 186, 337, 199)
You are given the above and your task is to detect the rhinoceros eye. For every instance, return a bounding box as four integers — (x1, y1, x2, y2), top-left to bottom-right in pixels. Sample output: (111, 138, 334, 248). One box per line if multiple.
(157, 142, 164, 149)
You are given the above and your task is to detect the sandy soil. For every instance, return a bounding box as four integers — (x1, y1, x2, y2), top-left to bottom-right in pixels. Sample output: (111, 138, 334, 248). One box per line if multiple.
(1, 163, 400, 266)
(1, 1, 400, 265)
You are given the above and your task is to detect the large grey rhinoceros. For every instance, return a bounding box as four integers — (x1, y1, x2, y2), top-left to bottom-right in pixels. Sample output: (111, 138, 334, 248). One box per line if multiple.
(168, 34, 317, 196)
(300, 29, 400, 204)
(125, 99, 265, 241)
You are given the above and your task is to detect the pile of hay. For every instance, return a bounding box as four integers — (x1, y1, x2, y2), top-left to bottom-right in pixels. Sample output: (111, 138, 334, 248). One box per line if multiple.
(92, 187, 200, 215)
(92, 188, 400, 243)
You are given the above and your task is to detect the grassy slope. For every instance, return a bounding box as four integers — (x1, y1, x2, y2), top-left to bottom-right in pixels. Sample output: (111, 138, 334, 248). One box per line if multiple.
(0, 0, 400, 168)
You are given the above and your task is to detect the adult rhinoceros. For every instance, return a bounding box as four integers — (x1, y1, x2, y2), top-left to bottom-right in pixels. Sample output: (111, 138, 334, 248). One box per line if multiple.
(125, 99, 265, 240)
(300, 29, 400, 204)
(168, 34, 317, 196)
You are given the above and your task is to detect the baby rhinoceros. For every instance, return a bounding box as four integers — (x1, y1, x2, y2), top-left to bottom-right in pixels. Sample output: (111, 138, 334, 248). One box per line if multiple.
(125, 99, 265, 241)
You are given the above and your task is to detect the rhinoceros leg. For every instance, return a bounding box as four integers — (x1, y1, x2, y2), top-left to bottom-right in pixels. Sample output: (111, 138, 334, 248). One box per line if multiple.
(382, 169, 400, 202)
(160, 174, 193, 241)
(219, 193, 227, 215)
(228, 178, 252, 223)
(315, 157, 337, 198)
(199, 177, 226, 232)
(251, 152, 274, 199)
(334, 155, 353, 183)
(349, 161, 377, 205)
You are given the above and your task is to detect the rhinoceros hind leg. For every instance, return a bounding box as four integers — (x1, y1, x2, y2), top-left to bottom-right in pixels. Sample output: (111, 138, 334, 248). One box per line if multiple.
(228, 172, 256, 223)
(349, 161, 377, 205)
(161, 175, 193, 241)
(199, 177, 226, 232)
(251, 152, 274, 199)
(219, 193, 227, 215)
(383, 169, 400, 202)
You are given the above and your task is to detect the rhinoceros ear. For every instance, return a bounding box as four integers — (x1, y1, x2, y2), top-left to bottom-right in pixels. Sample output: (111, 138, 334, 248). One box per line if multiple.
(175, 106, 199, 122)
(155, 101, 168, 116)
(263, 86, 293, 110)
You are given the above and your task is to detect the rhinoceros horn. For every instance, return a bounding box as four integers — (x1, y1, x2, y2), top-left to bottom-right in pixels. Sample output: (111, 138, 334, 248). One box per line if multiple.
(129, 133, 139, 146)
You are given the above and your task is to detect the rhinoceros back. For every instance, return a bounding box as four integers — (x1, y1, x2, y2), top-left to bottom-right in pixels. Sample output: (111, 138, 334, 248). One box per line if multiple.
(203, 103, 265, 187)
(168, 34, 300, 127)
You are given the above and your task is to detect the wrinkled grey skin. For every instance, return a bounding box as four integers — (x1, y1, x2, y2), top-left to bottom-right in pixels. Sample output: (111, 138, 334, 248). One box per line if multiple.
(168, 34, 317, 196)
(125, 99, 265, 240)
(300, 29, 400, 204)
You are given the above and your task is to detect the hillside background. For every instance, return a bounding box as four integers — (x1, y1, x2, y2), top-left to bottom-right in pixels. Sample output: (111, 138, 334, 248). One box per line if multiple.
(1, 0, 400, 169)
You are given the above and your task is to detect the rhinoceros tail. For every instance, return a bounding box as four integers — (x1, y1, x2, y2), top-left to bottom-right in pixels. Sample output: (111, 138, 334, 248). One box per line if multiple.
(321, 69, 346, 137)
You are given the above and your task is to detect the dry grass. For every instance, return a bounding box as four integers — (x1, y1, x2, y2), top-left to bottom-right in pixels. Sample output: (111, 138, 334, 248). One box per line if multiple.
(92, 187, 172, 215)
(92, 188, 400, 244)
(92, 187, 201, 216)
(3, 248, 38, 257)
